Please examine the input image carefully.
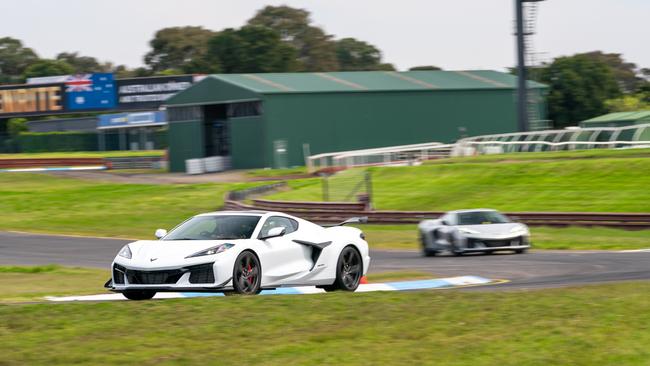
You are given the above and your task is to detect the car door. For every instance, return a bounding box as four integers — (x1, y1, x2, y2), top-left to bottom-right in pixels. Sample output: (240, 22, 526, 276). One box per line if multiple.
(257, 216, 312, 285)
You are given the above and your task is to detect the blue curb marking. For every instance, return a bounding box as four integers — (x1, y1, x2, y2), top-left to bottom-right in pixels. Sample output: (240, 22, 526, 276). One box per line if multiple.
(178, 276, 492, 298)
(388, 279, 453, 291)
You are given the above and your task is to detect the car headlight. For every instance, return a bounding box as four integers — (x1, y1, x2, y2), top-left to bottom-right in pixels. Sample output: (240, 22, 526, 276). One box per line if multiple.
(459, 228, 479, 234)
(510, 225, 529, 234)
(185, 243, 235, 259)
(118, 245, 132, 259)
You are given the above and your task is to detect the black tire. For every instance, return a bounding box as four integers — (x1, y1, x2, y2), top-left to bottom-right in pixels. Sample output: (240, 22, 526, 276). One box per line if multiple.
(515, 249, 527, 254)
(423, 248, 438, 257)
(122, 290, 156, 301)
(232, 251, 262, 295)
(325, 246, 363, 292)
(420, 232, 437, 257)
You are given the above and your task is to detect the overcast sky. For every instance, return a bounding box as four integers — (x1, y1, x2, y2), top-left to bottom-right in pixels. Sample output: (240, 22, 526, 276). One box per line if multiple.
(1, 0, 648, 72)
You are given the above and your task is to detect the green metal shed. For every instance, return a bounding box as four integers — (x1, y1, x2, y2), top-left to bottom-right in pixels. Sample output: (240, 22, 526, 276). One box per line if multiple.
(579, 111, 650, 128)
(164, 70, 548, 172)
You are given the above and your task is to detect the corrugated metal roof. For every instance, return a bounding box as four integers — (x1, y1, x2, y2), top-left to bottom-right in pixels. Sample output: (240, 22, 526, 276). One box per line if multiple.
(581, 111, 650, 124)
(209, 70, 546, 94)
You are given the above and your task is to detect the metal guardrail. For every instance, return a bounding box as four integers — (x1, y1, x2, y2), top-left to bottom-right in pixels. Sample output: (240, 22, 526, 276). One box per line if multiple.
(104, 156, 164, 170)
(224, 199, 650, 229)
(0, 158, 105, 168)
(0, 156, 166, 170)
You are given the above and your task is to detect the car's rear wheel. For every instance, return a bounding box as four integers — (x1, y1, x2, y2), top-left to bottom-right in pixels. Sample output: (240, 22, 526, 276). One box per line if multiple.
(122, 290, 156, 301)
(232, 251, 262, 295)
(450, 237, 463, 256)
(324, 246, 362, 292)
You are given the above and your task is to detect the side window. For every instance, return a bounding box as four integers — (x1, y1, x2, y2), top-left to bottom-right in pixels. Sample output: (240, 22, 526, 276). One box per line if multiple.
(258, 216, 299, 238)
(441, 214, 456, 226)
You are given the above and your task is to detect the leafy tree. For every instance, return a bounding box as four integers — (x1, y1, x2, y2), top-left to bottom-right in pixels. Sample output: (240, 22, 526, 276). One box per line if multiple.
(409, 65, 442, 71)
(248, 5, 338, 71)
(207, 26, 297, 73)
(144, 26, 217, 73)
(56, 52, 110, 73)
(335, 38, 393, 71)
(581, 51, 643, 93)
(7, 118, 28, 137)
(22, 59, 74, 79)
(539, 54, 621, 128)
(0, 37, 39, 83)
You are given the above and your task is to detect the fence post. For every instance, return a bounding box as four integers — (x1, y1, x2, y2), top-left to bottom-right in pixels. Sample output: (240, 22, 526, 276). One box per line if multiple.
(321, 174, 329, 202)
(365, 170, 373, 210)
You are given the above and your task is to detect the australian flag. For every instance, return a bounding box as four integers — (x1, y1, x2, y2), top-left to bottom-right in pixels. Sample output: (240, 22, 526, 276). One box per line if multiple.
(66, 73, 116, 110)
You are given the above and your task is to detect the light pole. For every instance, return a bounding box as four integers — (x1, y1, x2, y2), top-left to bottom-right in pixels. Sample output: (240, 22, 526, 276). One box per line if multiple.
(515, 0, 544, 132)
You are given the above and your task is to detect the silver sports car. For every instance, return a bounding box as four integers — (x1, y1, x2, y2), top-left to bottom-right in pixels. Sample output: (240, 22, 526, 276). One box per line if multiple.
(418, 209, 531, 256)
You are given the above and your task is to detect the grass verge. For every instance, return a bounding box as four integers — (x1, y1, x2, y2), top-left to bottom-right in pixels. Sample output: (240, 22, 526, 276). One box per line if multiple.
(0, 265, 108, 303)
(266, 153, 650, 212)
(0, 173, 265, 238)
(2, 281, 650, 365)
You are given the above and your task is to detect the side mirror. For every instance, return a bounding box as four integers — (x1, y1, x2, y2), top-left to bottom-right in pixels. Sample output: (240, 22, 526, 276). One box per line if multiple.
(441, 220, 450, 226)
(155, 229, 168, 239)
(261, 227, 286, 240)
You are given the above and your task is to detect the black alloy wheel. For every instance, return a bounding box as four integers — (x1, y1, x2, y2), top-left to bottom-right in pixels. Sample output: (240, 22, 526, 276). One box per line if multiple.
(325, 246, 362, 292)
(232, 251, 262, 295)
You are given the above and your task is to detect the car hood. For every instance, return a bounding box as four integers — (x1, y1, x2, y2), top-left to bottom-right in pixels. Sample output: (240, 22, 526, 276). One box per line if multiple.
(457, 223, 526, 236)
(119, 239, 247, 268)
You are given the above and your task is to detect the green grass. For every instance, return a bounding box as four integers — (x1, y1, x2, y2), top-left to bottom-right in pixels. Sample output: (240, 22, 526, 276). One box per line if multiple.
(0, 150, 164, 159)
(354, 224, 650, 251)
(0, 265, 108, 303)
(0, 173, 264, 239)
(267, 155, 650, 212)
(2, 281, 650, 365)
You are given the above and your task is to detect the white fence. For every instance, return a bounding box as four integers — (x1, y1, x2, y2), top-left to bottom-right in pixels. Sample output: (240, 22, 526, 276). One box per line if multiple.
(306, 142, 454, 172)
(306, 123, 650, 172)
(452, 123, 650, 156)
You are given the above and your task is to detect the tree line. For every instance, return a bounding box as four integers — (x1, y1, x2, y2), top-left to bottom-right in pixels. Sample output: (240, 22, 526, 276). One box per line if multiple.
(0, 5, 648, 128)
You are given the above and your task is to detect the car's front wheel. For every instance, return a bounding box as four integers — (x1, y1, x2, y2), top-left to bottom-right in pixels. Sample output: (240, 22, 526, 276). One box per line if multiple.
(324, 246, 362, 292)
(122, 290, 156, 301)
(231, 251, 262, 295)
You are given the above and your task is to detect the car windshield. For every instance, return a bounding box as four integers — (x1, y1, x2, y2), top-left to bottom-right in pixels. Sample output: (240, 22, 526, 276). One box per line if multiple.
(457, 211, 511, 225)
(163, 215, 261, 240)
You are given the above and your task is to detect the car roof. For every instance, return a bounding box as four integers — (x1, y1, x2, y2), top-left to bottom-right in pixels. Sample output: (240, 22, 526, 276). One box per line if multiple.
(448, 208, 498, 214)
(195, 210, 291, 217)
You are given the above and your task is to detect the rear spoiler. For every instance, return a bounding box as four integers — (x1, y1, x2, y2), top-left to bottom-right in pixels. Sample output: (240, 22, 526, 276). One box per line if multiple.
(328, 216, 368, 227)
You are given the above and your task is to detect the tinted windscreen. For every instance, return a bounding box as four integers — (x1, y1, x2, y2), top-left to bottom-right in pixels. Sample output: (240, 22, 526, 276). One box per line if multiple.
(163, 215, 261, 240)
(457, 211, 510, 225)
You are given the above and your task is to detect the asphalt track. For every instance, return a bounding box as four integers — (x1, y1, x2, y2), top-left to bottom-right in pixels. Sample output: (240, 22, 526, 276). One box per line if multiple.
(2, 231, 650, 290)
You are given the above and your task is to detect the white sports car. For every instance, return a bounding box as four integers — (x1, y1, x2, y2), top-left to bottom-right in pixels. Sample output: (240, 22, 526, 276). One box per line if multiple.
(105, 211, 370, 300)
(418, 209, 531, 256)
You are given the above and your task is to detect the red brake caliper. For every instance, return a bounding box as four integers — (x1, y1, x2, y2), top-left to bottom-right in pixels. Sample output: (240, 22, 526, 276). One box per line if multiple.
(247, 263, 253, 284)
